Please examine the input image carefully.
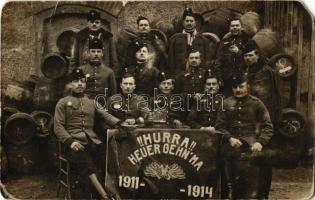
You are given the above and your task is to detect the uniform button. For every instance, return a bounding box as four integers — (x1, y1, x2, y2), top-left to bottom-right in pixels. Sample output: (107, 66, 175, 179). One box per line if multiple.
(238, 121, 241, 124)
(238, 107, 242, 110)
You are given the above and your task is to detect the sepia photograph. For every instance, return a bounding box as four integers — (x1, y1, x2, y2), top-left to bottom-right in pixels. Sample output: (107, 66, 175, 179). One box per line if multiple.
(0, 1, 314, 199)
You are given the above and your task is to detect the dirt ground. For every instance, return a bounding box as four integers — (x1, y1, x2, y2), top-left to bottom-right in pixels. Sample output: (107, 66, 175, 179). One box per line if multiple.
(1, 166, 314, 199)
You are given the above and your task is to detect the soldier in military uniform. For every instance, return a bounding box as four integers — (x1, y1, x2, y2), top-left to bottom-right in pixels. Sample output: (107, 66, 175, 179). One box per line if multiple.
(243, 40, 280, 122)
(54, 68, 123, 200)
(215, 74, 273, 199)
(75, 10, 118, 75)
(124, 41, 160, 96)
(168, 8, 213, 74)
(187, 70, 223, 131)
(107, 72, 149, 125)
(150, 71, 186, 127)
(175, 50, 208, 96)
(214, 18, 249, 97)
(79, 38, 117, 101)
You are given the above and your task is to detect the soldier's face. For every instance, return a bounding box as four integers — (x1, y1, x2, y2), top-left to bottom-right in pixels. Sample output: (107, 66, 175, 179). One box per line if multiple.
(88, 20, 101, 32)
(71, 78, 86, 93)
(188, 52, 201, 67)
(136, 47, 149, 62)
(121, 77, 136, 94)
(244, 50, 259, 66)
(183, 16, 196, 32)
(232, 82, 249, 98)
(89, 49, 103, 64)
(204, 78, 219, 94)
(159, 79, 174, 94)
(229, 20, 242, 35)
(138, 19, 151, 34)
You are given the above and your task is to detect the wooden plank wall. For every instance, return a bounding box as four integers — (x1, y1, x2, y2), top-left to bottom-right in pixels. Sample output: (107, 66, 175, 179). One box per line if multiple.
(264, 1, 314, 134)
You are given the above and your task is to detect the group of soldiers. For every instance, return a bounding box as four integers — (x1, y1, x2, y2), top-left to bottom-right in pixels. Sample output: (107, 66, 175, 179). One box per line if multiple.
(54, 8, 281, 199)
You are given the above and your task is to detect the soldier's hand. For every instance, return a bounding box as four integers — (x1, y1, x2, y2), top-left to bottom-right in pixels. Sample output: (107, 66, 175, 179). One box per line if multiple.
(229, 45, 239, 53)
(173, 120, 182, 128)
(229, 137, 242, 148)
(125, 118, 136, 125)
(70, 141, 85, 151)
(251, 142, 263, 152)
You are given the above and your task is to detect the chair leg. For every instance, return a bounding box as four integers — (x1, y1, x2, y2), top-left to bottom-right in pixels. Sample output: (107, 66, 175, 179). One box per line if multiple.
(66, 163, 71, 199)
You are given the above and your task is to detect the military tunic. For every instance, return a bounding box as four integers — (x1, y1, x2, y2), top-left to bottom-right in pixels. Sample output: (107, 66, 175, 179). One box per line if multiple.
(80, 63, 117, 99)
(215, 95, 273, 146)
(126, 64, 160, 96)
(187, 93, 224, 129)
(107, 93, 149, 121)
(175, 67, 207, 95)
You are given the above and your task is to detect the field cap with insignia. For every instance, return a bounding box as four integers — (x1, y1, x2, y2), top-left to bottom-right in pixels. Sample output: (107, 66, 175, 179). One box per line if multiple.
(87, 10, 101, 22)
(68, 68, 85, 82)
(89, 38, 103, 49)
(231, 72, 248, 87)
(243, 39, 259, 54)
(157, 71, 174, 83)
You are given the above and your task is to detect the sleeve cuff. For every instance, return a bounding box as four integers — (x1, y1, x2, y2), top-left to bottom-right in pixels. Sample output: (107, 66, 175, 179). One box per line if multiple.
(63, 138, 75, 148)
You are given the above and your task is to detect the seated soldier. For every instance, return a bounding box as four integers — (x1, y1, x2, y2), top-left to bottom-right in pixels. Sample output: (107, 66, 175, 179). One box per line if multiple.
(187, 70, 223, 131)
(150, 71, 186, 128)
(107, 72, 149, 125)
(215, 74, 273, 199)
(54, 68, 123, 200)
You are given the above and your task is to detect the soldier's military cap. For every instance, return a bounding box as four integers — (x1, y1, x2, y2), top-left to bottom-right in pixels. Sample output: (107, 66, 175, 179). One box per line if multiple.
(183, 7, 194, 19)
(89, 38, 103, 49)
(204, 69, 218, 80)
(87, 10, 101, 21)
(243, 40, 260, 54)
(69, 68, 85, 82)
(231, 72, 248, 87)
(133, 40, 148, 52)
(157, 71, 174, 83)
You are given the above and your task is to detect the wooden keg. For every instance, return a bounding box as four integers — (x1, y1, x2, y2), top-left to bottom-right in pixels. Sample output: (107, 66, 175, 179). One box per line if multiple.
(4, 112, 37, 145)
(252, 29, 283, 58)
(1, 107, 19, 126)
(31, 110, 53, 138)
(41, 53, 69, 79)
(240, 12, 261, 37)
(278, 108, 305, 138)
(269, 53, 296, 78)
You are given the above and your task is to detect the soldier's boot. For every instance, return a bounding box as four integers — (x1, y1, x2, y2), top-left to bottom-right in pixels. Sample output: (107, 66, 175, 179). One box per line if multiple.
(88, 173, 110, 199)
(224, 164, 238, 200)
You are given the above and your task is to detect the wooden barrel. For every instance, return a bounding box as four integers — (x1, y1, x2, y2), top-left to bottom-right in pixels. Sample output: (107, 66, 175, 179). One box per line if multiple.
(6, 141, 39, 174)
(1, 107, 19, 125)
(31, 110, 53, 138)
(269, 53, 296, 78)
(278, 108, 305, 138)
(252, 29, 283, 58)
(41, 53, 69, 79)
(202, 8, 243, 38)
(4, 113, 37, 145)
(240, 12, 261, 37)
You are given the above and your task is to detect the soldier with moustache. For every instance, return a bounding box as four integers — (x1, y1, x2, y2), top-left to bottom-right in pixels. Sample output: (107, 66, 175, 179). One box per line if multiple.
(75, 10, 118, 75)
(187, 70, 223, 131)
(79, 38, 117, 101)
(214, 18, 249, 97)
(168, 7, 213, 74)
(215, 74, 273, 199)
(124, 41, 160, 96)
(54, 68, 123, 200)
(107, 72, 149, 125)
(150, 71, 186, 128)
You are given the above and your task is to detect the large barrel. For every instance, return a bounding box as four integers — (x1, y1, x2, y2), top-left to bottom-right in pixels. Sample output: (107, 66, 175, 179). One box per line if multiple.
(240, 12, 261, 37)
(1, 107, 19, 126)
(4, 112, 37, 145)
(6, 141, 39, 175)
(41, 53, 69, 79)
(252, 29, 283, 58)
(31, 110, 53, 138)
(202, 8, 243, 38)
(278, 108, 305, 138)
(269, 53, 296, 78)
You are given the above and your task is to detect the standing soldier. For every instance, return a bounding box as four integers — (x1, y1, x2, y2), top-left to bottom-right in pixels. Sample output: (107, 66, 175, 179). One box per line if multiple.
(54, 68, 122, 200)
(79, 38, 117, 101)
(168, 7, 213, 74)
(214, 18, 249, 97)
(75, 9, 118, 75)
(124, 41, 160, 96)
(176, 50, 207, 96)
(187, 69, 223, 131)
(243, 40, 280, 121)
(107, 72, 149, 125)
(215, 74, 273, 199)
